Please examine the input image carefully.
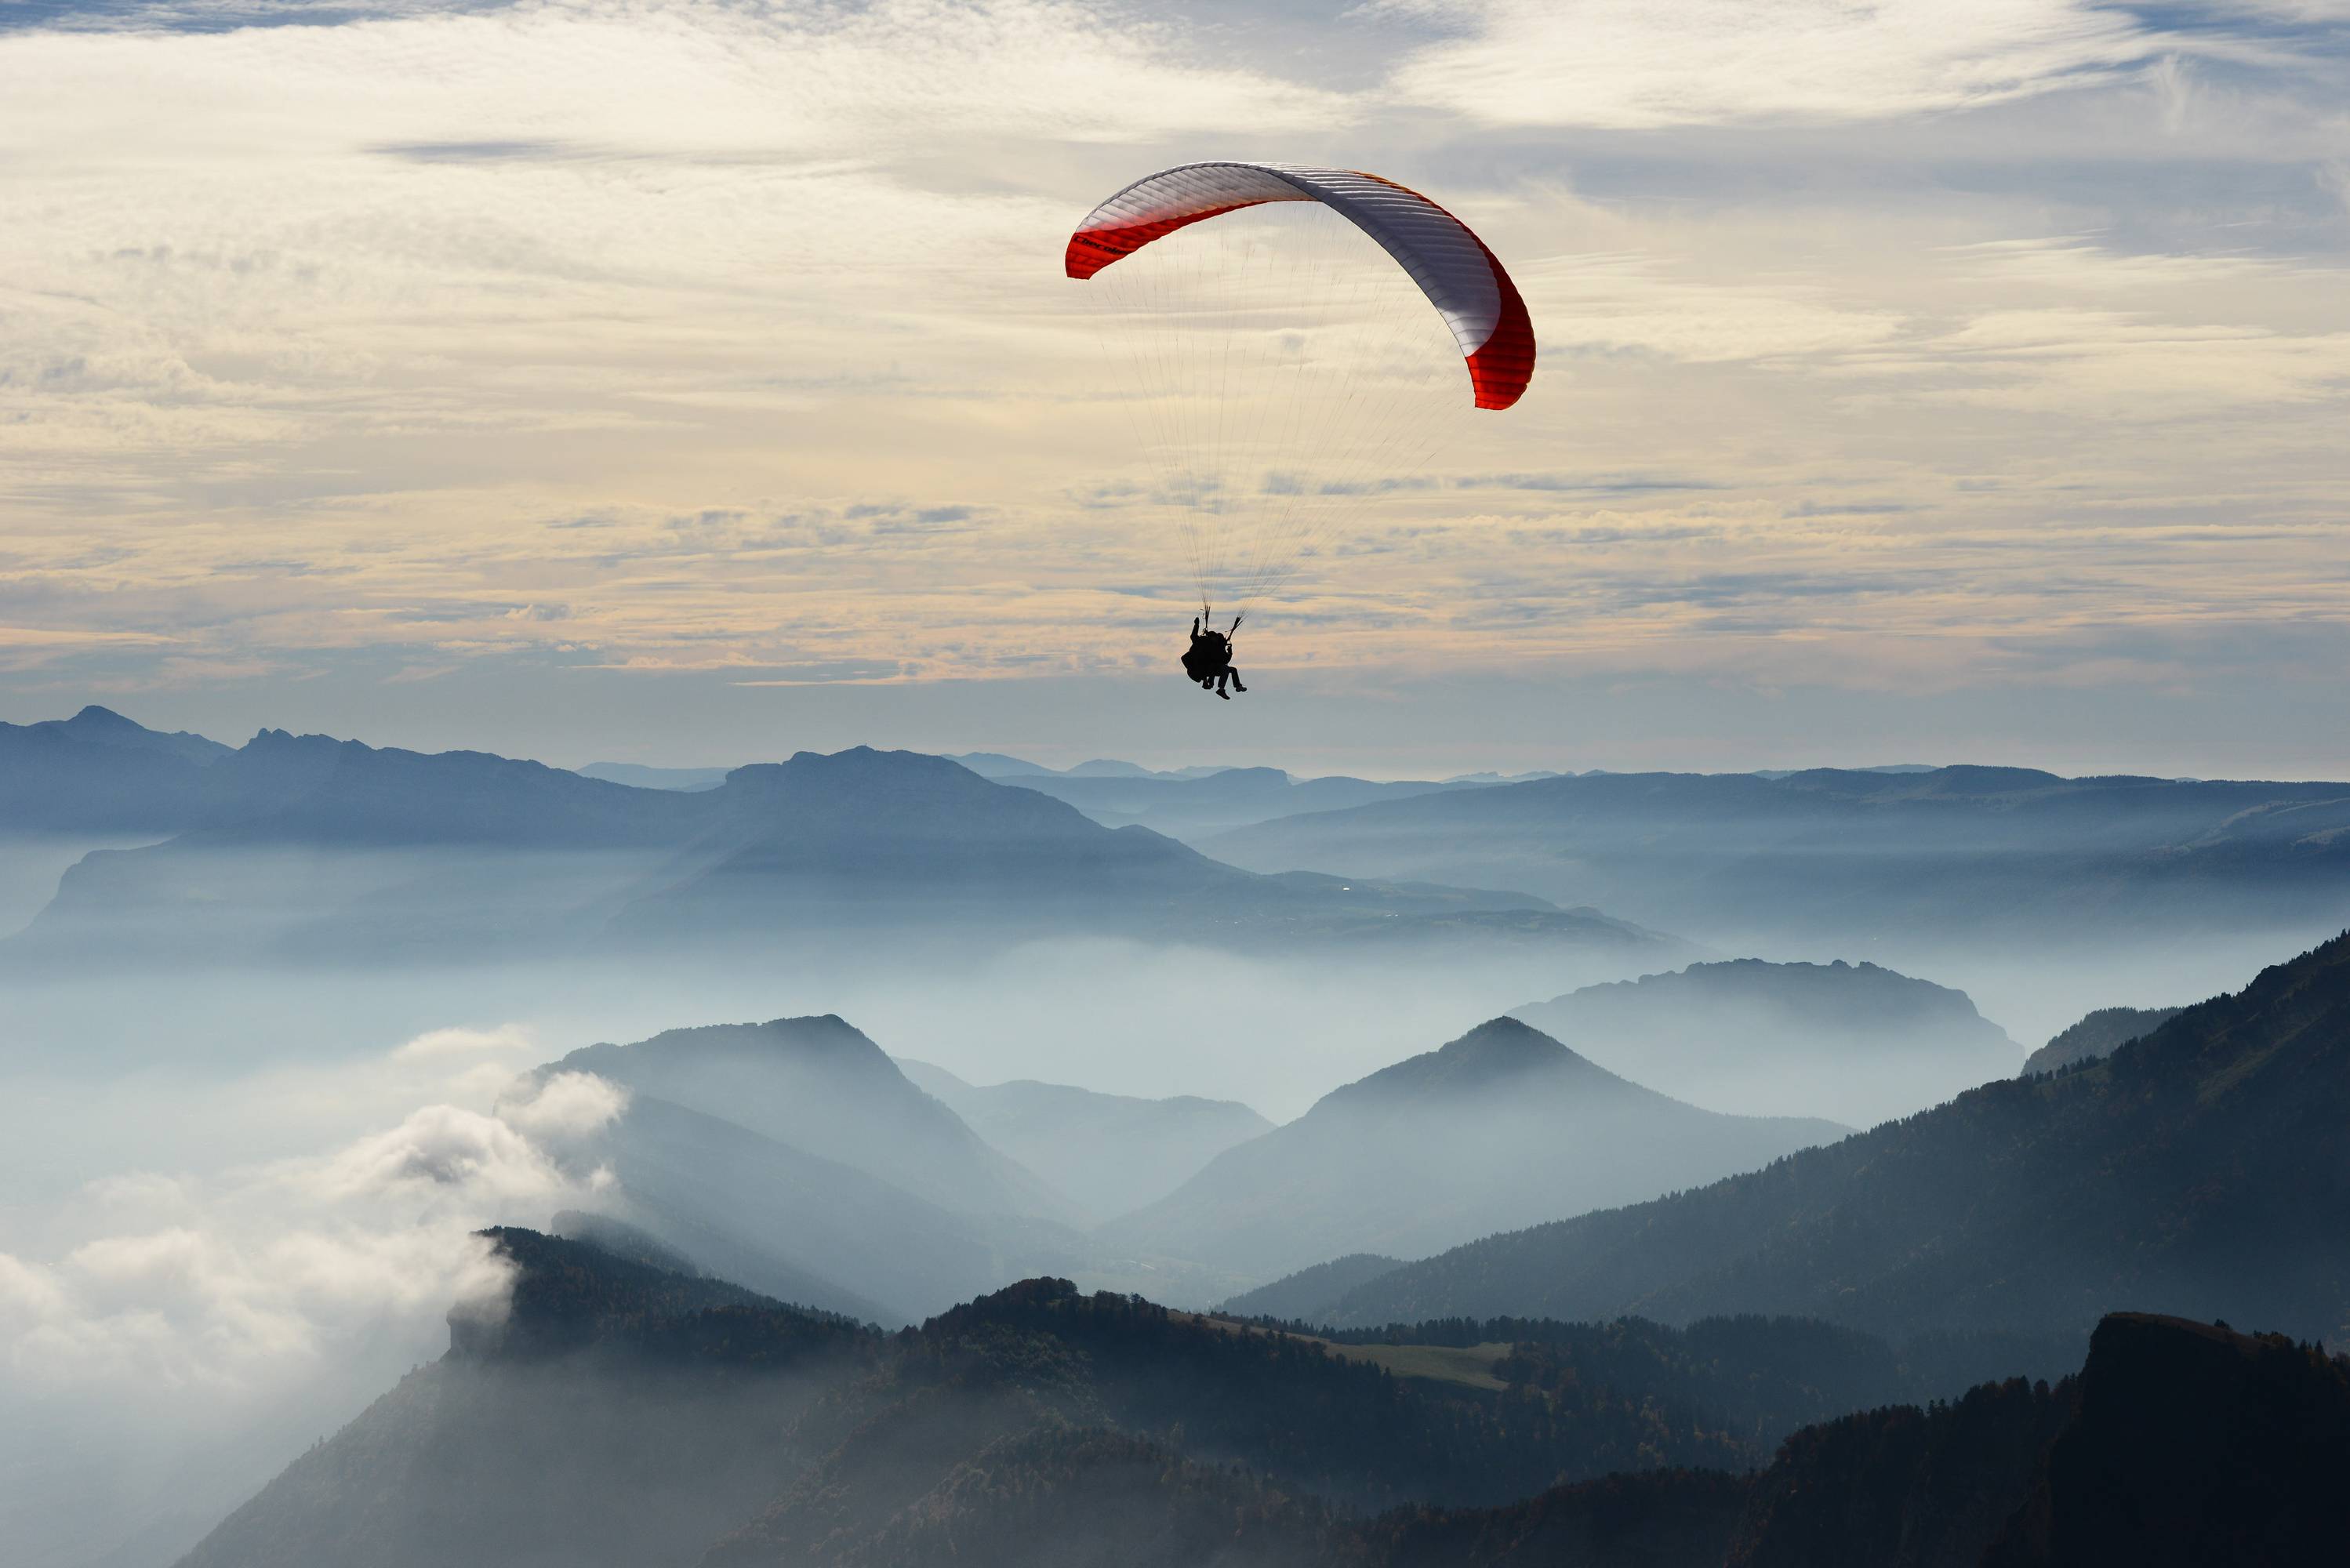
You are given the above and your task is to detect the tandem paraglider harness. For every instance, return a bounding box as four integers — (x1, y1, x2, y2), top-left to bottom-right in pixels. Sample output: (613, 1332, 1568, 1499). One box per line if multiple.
(1182, 609, 1248, 699)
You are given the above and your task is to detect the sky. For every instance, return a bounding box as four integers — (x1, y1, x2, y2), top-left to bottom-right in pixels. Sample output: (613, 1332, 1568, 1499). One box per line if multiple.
(2, 0, 2348, 777)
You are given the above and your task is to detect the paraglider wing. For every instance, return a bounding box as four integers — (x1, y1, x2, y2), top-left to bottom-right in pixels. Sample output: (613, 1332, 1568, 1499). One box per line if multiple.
(1065, 161, 1535, 410)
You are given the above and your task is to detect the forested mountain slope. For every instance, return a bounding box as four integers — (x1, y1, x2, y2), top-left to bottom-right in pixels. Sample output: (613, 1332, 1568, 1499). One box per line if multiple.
(187, 1238, 2350, 1568)
(2018, 1003, 2185, 1075)
(175, 1229, 877, 1568)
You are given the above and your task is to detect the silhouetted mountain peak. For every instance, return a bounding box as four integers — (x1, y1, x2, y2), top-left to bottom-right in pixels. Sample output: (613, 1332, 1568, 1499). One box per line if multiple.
(561, 1014, 900, 1086)
(1327, 1016, 1626, 1112)
(1099, 1001, 1844, 1287)
(4, 703, 229, 762)
(244, 725, 329, 750)
(728, 745, 981, 788)
(703, 745, 1128, 838)
(1435, 1014, 1575, 1071)
(1534, 955, 1997, 1029)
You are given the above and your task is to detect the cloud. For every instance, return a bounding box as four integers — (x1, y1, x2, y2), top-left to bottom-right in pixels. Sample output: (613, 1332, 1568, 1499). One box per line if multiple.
(0, 1021, 640, 1563)
(492, 1069, 629, 1142)
(1380, 0, 2163, 128)
(390, 1021, 536, 1060)
(1524, 250, 1906, 363)
(1893, 307, 2350, 417)
(0, 0, 2345, 753)
(0, 1034, 618, 1395)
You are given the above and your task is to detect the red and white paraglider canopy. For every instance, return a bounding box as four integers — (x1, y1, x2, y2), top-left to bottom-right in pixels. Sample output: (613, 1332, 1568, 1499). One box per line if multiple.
(1065, 161, 1535, 411)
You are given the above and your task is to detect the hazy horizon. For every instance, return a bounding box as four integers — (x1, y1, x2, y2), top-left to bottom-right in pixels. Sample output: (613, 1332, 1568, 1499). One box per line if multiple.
(7, 689, 2342, 784)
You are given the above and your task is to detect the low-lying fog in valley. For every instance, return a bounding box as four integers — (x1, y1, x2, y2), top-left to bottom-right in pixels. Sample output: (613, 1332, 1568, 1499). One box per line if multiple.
(7, 712, 2349, 1568)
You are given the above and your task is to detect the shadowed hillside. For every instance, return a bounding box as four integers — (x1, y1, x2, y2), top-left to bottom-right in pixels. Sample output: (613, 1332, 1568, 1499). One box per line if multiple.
(548, 1016, 1070, 1223)
(1219, 1254, 1404, 1322)
(1982, 1313, 2350, 1567)
(543, 1091, 1002, 1325)
(2018, 1004, 2185, 1075)
(1724, 1312, 2350, 1568)
(175, 1229, 876, 1568)
(1097, 1017, 1847, 1290)
(895, 1059, 1272, 1223)
(703, 1275, 1768, 1564)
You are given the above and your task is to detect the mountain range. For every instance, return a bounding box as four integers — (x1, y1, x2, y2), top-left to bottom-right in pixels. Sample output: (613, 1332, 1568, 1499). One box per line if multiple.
(523, 1007, 1858, 1317)
(1205, 764, 2350, 952)
(496, 923, 2350, 1345)
(150, 921, 2350, 1566)
(26, 706, 2350, 1567)
(0, 704, 234, 833)
(28, 710, 2350, 970)
(1511, 957, 2021, 1126)
(2, 712, 1684, 971)
(175, 1230, 2350, 1568)
(1296, 930, 2350, 1342)
(1095, 1016, 1847, 1290)
(521, 1015, 1106, 1322)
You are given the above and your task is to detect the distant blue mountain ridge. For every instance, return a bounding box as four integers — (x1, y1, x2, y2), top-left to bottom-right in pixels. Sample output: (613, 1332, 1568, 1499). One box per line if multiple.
(0, 709, 1678, 967)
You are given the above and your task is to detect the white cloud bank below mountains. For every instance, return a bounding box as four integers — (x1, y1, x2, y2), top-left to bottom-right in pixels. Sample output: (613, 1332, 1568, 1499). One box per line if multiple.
(0, 1032, 625, 1568)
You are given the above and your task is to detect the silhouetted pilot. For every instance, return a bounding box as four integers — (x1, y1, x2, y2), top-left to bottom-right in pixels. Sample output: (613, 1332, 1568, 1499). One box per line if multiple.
(1181, 612, 1248, 699)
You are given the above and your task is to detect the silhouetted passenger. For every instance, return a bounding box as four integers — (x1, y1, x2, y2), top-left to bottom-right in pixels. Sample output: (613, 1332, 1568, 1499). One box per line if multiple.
(1181, 612, 1247, 699)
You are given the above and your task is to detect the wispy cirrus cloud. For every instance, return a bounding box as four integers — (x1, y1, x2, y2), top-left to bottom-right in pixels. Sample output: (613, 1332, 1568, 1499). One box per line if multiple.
(1377, 0, 2165, 128)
